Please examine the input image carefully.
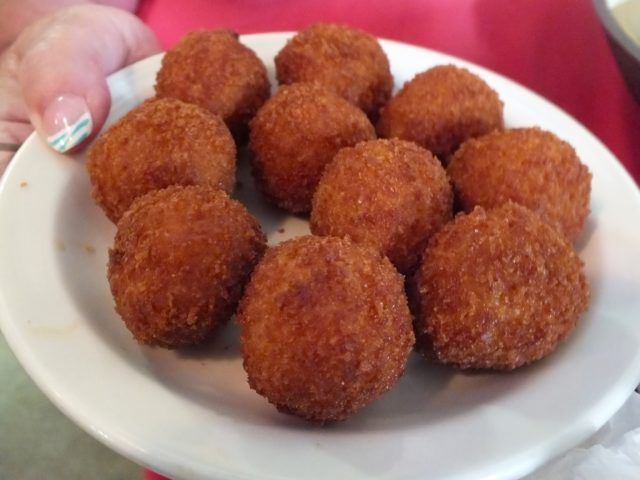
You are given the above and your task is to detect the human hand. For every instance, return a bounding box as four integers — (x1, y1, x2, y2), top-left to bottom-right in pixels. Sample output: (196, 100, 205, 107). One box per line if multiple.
(0, 4, 160, 174)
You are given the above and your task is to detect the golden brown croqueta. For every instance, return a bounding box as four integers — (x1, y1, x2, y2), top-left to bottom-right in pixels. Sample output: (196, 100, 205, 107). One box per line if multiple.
(155, 30, 270, 141)
(108, 186, 266, 348)
(275, 23, 393, 119)
(249, 82, 375, 213)
(311, 138, 453, 274)
(87, 98, 235, 223)
(377, 64, 503, 161)
(447, 127, 592, 242)
(412, 202, 589, 370)
(238, 235, 414, 422)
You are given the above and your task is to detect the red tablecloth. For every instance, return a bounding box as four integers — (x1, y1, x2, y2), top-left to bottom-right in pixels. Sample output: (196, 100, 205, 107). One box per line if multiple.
(138, 0, 640, 184)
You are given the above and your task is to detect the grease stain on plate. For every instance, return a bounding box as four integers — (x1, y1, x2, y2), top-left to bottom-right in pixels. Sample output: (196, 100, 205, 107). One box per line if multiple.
(27, 320, 79, 335)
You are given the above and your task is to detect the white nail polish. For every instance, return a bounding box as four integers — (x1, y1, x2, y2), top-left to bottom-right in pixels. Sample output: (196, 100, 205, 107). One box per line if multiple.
(43, 95, 93, 153)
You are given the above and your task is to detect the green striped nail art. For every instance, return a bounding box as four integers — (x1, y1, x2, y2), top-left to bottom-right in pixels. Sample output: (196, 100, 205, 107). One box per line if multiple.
(47, 112, 93, 153)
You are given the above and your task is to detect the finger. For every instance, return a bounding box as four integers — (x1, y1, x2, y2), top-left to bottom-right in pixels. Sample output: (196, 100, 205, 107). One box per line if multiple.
(0, 153, 11, 177)
(0, 1, 140, 50)
(15, 4, 160, 153)
(0, 50, 32, 176)
(0, 118, 34, 177)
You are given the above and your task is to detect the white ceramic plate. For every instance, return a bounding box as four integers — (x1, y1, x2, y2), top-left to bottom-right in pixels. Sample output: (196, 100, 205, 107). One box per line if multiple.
(1, 33, 640, 480)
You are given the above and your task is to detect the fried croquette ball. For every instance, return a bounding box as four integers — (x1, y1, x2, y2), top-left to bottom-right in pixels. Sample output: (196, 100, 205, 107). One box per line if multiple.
(377, 64, 504, 160)
(412, 202, 589, 370)
(310, 139, 453, 274)
(87, 98, 235, 223)
(447, 127, 592, 243)
(275, 23, 393, 119)
(108, 186, 266, 348)
(249, 82, 376, 213)
(155, 30, 270, 141)
(238, 235, 414, 422)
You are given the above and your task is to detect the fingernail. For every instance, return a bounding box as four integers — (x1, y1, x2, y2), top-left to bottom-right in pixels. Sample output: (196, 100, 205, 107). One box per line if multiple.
(43, 94, 93, 153)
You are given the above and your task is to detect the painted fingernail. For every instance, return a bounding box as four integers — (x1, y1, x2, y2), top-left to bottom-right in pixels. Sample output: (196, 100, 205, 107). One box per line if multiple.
(43, 94, 93, 153)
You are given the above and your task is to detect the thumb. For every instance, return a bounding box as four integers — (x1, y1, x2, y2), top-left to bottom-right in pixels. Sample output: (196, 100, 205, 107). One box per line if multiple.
(15, 4, 160, 153)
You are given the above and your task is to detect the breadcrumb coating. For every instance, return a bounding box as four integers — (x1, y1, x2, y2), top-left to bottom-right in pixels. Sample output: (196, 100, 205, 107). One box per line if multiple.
(238, 235, 414, 422)
(447, 127, 592, 242)
(275, 23, 393, 119)
(311, 138, 453, 274)
(155, 30, 270, 141)
(108, 186, 266, 348)
(87, 98, 235, 223)
(249, 82, 375, 213)
(377, 65, 504, 160)
(412, 202, 589, 370)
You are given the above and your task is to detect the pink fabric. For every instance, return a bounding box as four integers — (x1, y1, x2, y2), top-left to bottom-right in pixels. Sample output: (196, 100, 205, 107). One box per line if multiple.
(137, 1, 638, 478)
(143, 471, 169, 480)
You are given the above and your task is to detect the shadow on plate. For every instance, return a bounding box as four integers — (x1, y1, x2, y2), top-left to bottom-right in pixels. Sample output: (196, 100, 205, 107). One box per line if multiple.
(142, 326, 543, 433)
(575, 216, 598, 254)
(233, 146, 311, 243)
